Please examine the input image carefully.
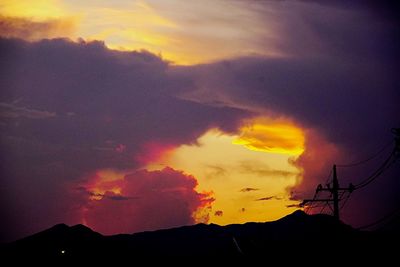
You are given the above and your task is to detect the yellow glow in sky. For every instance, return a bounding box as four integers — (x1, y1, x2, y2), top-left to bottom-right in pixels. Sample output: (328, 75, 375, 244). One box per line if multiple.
(0, 0, 68, 20)
(234, 118, 305, 155)
(0, 0, 284, 64)
(85, 169, 125, 200)
(147, 120, 303, 225)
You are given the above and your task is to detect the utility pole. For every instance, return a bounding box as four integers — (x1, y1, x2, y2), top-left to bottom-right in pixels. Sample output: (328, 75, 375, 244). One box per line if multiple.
(301, 128, 400, 221)
(301, 165, 354, 221)
(332, 164, 339, 220)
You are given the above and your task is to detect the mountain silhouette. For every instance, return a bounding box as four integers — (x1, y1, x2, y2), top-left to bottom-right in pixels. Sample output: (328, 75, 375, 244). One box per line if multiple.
(2, 210, 397, 263)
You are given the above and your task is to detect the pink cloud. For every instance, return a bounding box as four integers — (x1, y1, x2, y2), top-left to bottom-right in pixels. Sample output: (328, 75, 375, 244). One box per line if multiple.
(135, 141, 176, 165)
(82, 167, 214, 235)
(290, 129, 343, 200)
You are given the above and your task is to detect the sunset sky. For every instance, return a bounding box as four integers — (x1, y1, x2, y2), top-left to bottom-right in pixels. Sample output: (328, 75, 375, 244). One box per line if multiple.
(0, 0, 399, 242)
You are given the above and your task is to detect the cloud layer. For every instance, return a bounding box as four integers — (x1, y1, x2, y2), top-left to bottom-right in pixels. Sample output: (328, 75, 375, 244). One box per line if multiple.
(173, 1, 400, 226)
(0, 37, 248, 241)
(0, 1, 399, 241)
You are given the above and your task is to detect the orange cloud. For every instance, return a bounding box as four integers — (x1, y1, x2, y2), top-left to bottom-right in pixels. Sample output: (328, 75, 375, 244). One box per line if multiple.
(146, 126, 302, 226)
(0, 15, 76, 40)
(83, 169, 125, 200)
(233, 117, 305, 155)
(0, 0, 285, 64)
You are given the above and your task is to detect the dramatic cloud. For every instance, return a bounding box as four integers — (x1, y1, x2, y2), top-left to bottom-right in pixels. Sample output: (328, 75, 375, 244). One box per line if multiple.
(169, 2, 399, 226)
(0, 0, 399, 242)
(0, 37, 249, 241)
(147, 128, 301, 226)
(233, 118, 305, 155)
(82, 167, 213, 235)
(291, 129, 342, 198)
(0, 37, 248, 172)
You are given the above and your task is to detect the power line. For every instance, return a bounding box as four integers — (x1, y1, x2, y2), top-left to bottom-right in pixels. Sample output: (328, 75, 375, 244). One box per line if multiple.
(301, 165, 354, 220)
(319, 203, 328, 214)
(339, 192, 351, 210)
(357, 206, 400, 230)
(353, 149, 397, 190)
(337, 140, 394, 168)
(324, 169, 333, 184)
(301, 128, 400, 222)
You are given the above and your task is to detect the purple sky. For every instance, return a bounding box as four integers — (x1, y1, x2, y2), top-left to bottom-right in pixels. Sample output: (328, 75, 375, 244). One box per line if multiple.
(0, 0, 399, 242)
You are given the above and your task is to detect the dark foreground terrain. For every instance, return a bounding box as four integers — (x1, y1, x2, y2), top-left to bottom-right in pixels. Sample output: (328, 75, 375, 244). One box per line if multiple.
(1, 210, 398, 263)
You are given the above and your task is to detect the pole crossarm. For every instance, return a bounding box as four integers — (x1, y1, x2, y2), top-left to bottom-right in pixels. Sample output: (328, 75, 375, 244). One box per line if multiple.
(301, 128, 399, 221)
(300, 199, 333, 205)
(301, 165, 355, 220)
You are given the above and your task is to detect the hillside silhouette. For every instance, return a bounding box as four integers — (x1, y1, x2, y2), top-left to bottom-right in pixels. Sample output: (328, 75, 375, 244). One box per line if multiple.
(2, 210, 397, 263)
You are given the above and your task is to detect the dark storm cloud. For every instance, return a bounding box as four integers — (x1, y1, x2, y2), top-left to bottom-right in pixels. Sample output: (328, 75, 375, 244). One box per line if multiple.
(0, 37, 250, 242)
(0, 37, 249, 171)
(251, 0, 400, 62)
(299, 0, 400, 21)
(176, 1, 399, 156)
(0, 0, 399, 242)
(173, 2, 399, 227)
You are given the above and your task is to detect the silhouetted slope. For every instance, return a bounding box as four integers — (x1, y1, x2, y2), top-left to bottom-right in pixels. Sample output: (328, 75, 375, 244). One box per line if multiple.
(3, 223, 105, 260)
(2, 210, 397, 262)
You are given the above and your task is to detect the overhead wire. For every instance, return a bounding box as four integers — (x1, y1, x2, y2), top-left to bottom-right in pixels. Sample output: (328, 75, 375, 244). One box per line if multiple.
(357, 206, 400, 230)
(302, 128, 399, 221)
(340, 192, 351, 210)
(336, 140, 394, 168)
(324, 169, 333, 184)
(353, 148, 397, 190)
(304, 186, 321, 214)
(319, 203, 328, 214)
